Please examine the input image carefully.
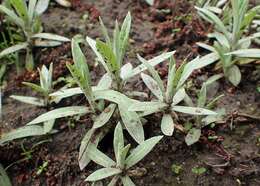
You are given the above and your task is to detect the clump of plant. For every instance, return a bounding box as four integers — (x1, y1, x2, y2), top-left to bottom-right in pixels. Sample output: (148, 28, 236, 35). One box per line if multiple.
(196, 0, 260, 86)
(0, 0, 70, 70)
(129, 54, 218, 136)
(85, 122, 162, 186)
(11, 63, 55, 107)
(184, 74, 225, 146)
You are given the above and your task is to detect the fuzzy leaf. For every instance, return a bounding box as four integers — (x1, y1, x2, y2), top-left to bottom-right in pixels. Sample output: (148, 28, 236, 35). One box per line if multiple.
(226, 65, 241, 86)
(27, 106, 90, 125)
(93, 104, 116, 129)
(227, 49, 260, 58)
(171, 106, 217, 115)
(125, 136, 163, 169)
(114, 122, 124, 163)
(0, 125, 46, 145)
(0, 43, 28, 58)
(86, 168, 122, 182)
(35, 0, 50, 15)
(10, 95, 45, 106)
(128, 101, 167, 112)
(32, 33, 70, 42)
(185, 128, 201, 146)
(161, 114, 174, 136)
(141, 73, 163, 101)
(121, 176, 136, 186)
(172, 88, 185, 106)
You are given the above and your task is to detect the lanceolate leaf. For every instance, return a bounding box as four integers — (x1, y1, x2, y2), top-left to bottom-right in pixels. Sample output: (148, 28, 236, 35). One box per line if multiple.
(226, 65, 241, 86)
(32, 33, 70, 42)
(87, 145, 116, 167)
(121, 176, 136, 186)
(113, 123, 124, 163)
(93, 104, 116, 129)
(171, 106, 217, 115)
(118, 104, 144, 144)
(85, 168, 122, 182)
(10, 95, 45, 106)
(125, 135, 163, 169)
(227, 49, 260, 58)
(27, 106, 91, 125)
(0, 125, 46, 145)
(161, 114, 174, 136)
(141, 73, 164, 101)
(35, 0, 50, 15)
(0, 5, 24, 28)
(0, 43, 28, 58)
(171, 88, 185, 106)
(128, 101, 167, 112)
(185, 128, 201, 146)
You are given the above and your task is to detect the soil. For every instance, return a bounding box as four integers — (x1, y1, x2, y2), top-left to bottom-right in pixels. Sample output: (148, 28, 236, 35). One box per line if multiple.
(1, 0, 260, 186)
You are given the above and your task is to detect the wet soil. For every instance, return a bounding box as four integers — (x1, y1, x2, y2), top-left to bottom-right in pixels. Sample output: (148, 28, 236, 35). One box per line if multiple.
(1, 0, 260, 186)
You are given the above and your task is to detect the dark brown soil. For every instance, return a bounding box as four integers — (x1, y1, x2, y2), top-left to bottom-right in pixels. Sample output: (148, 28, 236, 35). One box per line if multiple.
(1, 0, 260, 186)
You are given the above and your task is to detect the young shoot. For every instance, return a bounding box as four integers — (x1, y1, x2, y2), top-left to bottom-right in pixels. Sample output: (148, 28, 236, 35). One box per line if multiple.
(85, 122, 163, 186)
(129, 54, 218, 136)
(0, 0, 70, 70)
(196, 0, 260, 86)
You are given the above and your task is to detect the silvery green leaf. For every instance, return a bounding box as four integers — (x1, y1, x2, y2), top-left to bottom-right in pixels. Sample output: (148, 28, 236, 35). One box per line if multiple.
(120, 63, 133, 80)
(99, 17, 111, 47)
(125, 135, 163, 169)
(171, 106, 217, 115)
(177, 53, 220, 89)
(43, 120, 55, 134)
(0, 164, 11, 186)
(118, 144, 131, 168)
(166, 62, 176, 102)
(97, 73, 112, 90)
(204, 74, 223, 85)
(34, 40, 62, 47)
(145, 0, 154, 6)
(208, 32, 230, 49)
(50, 87, 82, 103)
(93, 104, 116, 129)
(202, 108, 225, 126)
(55, 0, 71, 7)
(35, 0, 50, 15)
(121, 176, 136, 186)
(141, 73, 164, 101)
(206, 6, 222, 14)
(86, 36, 110, 73)
(94, 90, 136, 105)
(0, 42, 27, 58)
(185, 128, 201, 146)
(131, 51, 175, 78)
(125, 91, 148, 98)
(10, 95, 45, 106)
(87, 145, 116, 167)
(0, 125, 46, 145)
(196, 7, 229, 38)
(119, 104, 144, 144)
(138, 55, 165, 97)
(113, 122, 124, 163)
(79, 129, 95, 170)
(226, 49, 260, 58)
(118, 12, 131, 66)
(22, 82, 47, 95)
(184, 92, 194, 107)
(32, 33, 70, 42)
(226, 65, 241, 86)
(172, 88, 185, 106)
(161, 114, 174, 136)
(28, 106, 91, 125)
(85, 168, 122, 182)
(0, 5, 24, 28)
(197, 85, 207, 108)
(128, 101, 167, 112)
(196, 42, 216, 52)
(28, 0, 37, 21)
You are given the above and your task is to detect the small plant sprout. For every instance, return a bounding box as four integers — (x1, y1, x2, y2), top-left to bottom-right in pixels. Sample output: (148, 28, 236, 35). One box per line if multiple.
(86, 12, 174, 93)
(129, 54, 218, 136)
(11, 63, 54, 107)
(196, 0, 260, 86)
(184, 74, 225, 146)
(0, 0, 70, 70)
(85, 122, 163, 186)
